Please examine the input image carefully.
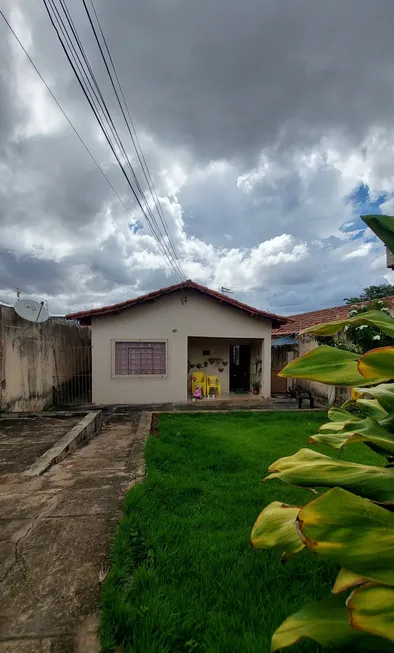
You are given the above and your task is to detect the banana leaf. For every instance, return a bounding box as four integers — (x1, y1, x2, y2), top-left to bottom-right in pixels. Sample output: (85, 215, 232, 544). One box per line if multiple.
(362, 214, 394, 254)
(309, 417, 394, 456)
(332, 568, 366, 594)
(264, 448, 394, 502)
(250, 501, 304, 560)
(358, 347, 394, 381)
(354, 383, 394, 412)
(328, 406, 362, 422)
(353, 399, 389, 421)
(299, 310, 394, 339)
(297, 487, 394, 586)
(271, 595, 394, 652)
(278, 345, 386, 387)
(348, 583, 394, 643)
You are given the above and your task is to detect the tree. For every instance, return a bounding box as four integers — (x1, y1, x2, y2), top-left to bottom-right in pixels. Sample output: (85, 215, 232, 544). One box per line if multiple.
(344, 284, 394, 304)
(316, 300, 394, 354)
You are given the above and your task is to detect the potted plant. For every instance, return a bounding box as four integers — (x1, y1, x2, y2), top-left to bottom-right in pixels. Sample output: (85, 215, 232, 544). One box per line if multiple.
(249, 360, 262, 395)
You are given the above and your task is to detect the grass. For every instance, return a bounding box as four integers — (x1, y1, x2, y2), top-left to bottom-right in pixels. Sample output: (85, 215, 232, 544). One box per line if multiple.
(100, 411, 385, 653)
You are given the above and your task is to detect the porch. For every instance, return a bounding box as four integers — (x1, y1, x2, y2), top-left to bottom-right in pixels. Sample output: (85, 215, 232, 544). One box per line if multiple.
(187, 336, 270, 399)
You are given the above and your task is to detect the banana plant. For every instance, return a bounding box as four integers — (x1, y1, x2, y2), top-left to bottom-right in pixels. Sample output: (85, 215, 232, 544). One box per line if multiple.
(251, 215, 394, 651)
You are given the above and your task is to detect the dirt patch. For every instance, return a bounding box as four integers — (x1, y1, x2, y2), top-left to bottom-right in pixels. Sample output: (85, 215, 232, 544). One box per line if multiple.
(0, 416, 80, 475)
(151, 413, 160, 437)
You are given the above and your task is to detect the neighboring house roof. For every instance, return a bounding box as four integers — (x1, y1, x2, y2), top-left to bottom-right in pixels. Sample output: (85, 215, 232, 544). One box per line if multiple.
(66, 280, 289, 328)
(273, 296, 394, 337)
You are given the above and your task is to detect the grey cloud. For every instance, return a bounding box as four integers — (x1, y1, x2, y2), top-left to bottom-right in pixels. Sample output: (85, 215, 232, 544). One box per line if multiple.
(1, 0, 394, 316)
(0, 248, 70, 294)
(72, 0, 394, 160)
(15, 0, 394, 162)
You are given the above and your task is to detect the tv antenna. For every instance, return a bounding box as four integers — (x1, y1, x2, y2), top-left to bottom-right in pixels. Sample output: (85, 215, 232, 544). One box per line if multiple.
(220, 286, 233, 295)
(12, 297, 49, 343)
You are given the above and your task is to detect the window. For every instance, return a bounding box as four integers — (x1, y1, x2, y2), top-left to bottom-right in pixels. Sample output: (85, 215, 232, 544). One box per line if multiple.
(114, 341, 166, 376)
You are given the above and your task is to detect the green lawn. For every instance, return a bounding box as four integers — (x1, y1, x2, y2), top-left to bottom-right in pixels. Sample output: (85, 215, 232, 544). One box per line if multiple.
(100, 411, 385, 653)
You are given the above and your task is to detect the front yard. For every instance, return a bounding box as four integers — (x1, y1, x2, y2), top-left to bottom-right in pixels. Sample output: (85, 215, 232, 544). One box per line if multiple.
(101, 412, 385, 653)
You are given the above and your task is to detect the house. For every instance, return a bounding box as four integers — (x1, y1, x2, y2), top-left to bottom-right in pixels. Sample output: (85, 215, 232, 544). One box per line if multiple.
(271, 297, 394, 401)
(271, 304, 353, 397)
(66, 280, 288, 405)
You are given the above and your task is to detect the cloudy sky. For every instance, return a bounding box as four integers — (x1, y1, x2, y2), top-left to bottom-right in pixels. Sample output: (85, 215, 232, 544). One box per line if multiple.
(1, 0, 394, 317)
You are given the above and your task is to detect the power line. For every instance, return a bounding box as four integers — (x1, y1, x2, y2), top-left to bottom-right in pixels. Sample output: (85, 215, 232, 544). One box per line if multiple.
(42, 0, 186, 282)
(48, 0, 185, 281)
(81, 0, 186, 281)
(43, 0, 182, 280)
(0, 9, 130, 221)
(84, 0, 183, 274)
(0, 9, 174, 275)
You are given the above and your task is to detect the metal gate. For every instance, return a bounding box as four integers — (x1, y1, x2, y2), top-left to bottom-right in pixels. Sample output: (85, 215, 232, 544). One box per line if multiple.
(53, 345, 92, 405)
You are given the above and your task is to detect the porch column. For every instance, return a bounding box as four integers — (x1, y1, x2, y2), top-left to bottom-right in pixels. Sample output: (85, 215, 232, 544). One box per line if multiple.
(261, 333, 271, 398)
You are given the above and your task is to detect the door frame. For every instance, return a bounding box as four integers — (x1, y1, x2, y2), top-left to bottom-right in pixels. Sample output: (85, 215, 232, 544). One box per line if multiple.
(229, 344, 251, 392)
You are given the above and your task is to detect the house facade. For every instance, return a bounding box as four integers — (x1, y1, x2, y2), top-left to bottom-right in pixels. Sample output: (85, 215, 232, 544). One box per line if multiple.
(271, 297, 394, 402)
(67, 281, 287, 405)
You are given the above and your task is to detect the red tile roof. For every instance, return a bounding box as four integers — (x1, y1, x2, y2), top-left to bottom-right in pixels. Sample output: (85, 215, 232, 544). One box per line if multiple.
(273, 296, 394, 336)
(66, 280, 289, 327)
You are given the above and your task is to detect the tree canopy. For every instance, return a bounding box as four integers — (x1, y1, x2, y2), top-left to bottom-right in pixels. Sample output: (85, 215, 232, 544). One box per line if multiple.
(344, 284, 394, 305)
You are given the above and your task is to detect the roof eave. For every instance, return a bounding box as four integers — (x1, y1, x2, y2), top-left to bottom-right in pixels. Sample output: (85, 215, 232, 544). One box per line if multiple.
(66, 280, 290, 325)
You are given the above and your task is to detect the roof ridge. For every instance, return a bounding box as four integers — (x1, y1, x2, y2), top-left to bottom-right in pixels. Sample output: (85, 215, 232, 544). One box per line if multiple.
(66, 280, 288, 326)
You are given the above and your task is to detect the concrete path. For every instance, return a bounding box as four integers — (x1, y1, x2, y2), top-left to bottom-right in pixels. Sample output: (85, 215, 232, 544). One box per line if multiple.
(0, 412, 147, 652)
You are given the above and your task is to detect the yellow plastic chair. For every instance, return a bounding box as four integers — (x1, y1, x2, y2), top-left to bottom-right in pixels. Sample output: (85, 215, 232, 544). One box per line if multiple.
(192, 371, 207, 397)
(207, 375, 221, 397)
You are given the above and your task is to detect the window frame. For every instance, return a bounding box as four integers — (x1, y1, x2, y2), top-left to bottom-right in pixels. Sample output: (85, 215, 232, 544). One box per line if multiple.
(111, 339, 168, 378)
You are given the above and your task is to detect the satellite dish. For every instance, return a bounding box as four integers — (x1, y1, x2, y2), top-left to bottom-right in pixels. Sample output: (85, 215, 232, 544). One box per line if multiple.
(14, 299, 49, 323)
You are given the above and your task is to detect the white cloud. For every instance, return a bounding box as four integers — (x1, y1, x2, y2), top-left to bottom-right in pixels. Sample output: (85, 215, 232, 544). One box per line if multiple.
(3, 1, 394, 317)
(342, 242, 374, 260)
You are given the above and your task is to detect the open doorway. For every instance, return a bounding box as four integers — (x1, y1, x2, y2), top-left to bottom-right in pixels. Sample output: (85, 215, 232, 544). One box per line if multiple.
(229, 344, 251, 392)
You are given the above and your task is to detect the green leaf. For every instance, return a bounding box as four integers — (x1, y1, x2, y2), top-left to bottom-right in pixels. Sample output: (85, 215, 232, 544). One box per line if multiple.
(297, 487, 394, 586)
(328, 406, 362, 422)
(299, 310, 394, 339)
(358, 347, 394, 381)
(278, 345, 382, 387)
(354, 383, 394, 413)
(271, 595, 394, 652)
(251, 501, 304, 560)
(309, 417, 394, 456)
(348, 583, 394, 643)
(362, 214, 394, 254)
(264, 448, 394, 502)
(353, 399, 389, 421)
(332, 568, 366, 594)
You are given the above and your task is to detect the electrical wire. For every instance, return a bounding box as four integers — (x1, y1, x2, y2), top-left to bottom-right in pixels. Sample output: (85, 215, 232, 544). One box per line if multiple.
(76, 0, 186, 281)
(42, 0, 186, 282)
(84, 0, 184, 275)
(0, 8, 180, 279)
(43, 0, 183, 280)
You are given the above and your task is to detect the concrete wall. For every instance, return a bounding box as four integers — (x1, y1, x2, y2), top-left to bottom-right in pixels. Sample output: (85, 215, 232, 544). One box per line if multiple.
(91, 289, 272, 404)
(297, 335, 331, 401)
(188, 337, 231, 394)
(0, 305, 91, 412)
(297, 335, 350, 405)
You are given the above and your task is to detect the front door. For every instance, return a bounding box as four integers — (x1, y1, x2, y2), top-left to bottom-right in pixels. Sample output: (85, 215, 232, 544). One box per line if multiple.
(230, 345, 251, 392)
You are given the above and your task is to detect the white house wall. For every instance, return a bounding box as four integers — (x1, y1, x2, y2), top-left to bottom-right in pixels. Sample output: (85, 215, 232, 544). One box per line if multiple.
(91, 289, 272, 404)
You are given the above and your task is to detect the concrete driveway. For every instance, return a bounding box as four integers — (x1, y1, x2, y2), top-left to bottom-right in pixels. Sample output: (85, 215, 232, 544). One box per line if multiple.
(0, 412, 146, 652)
